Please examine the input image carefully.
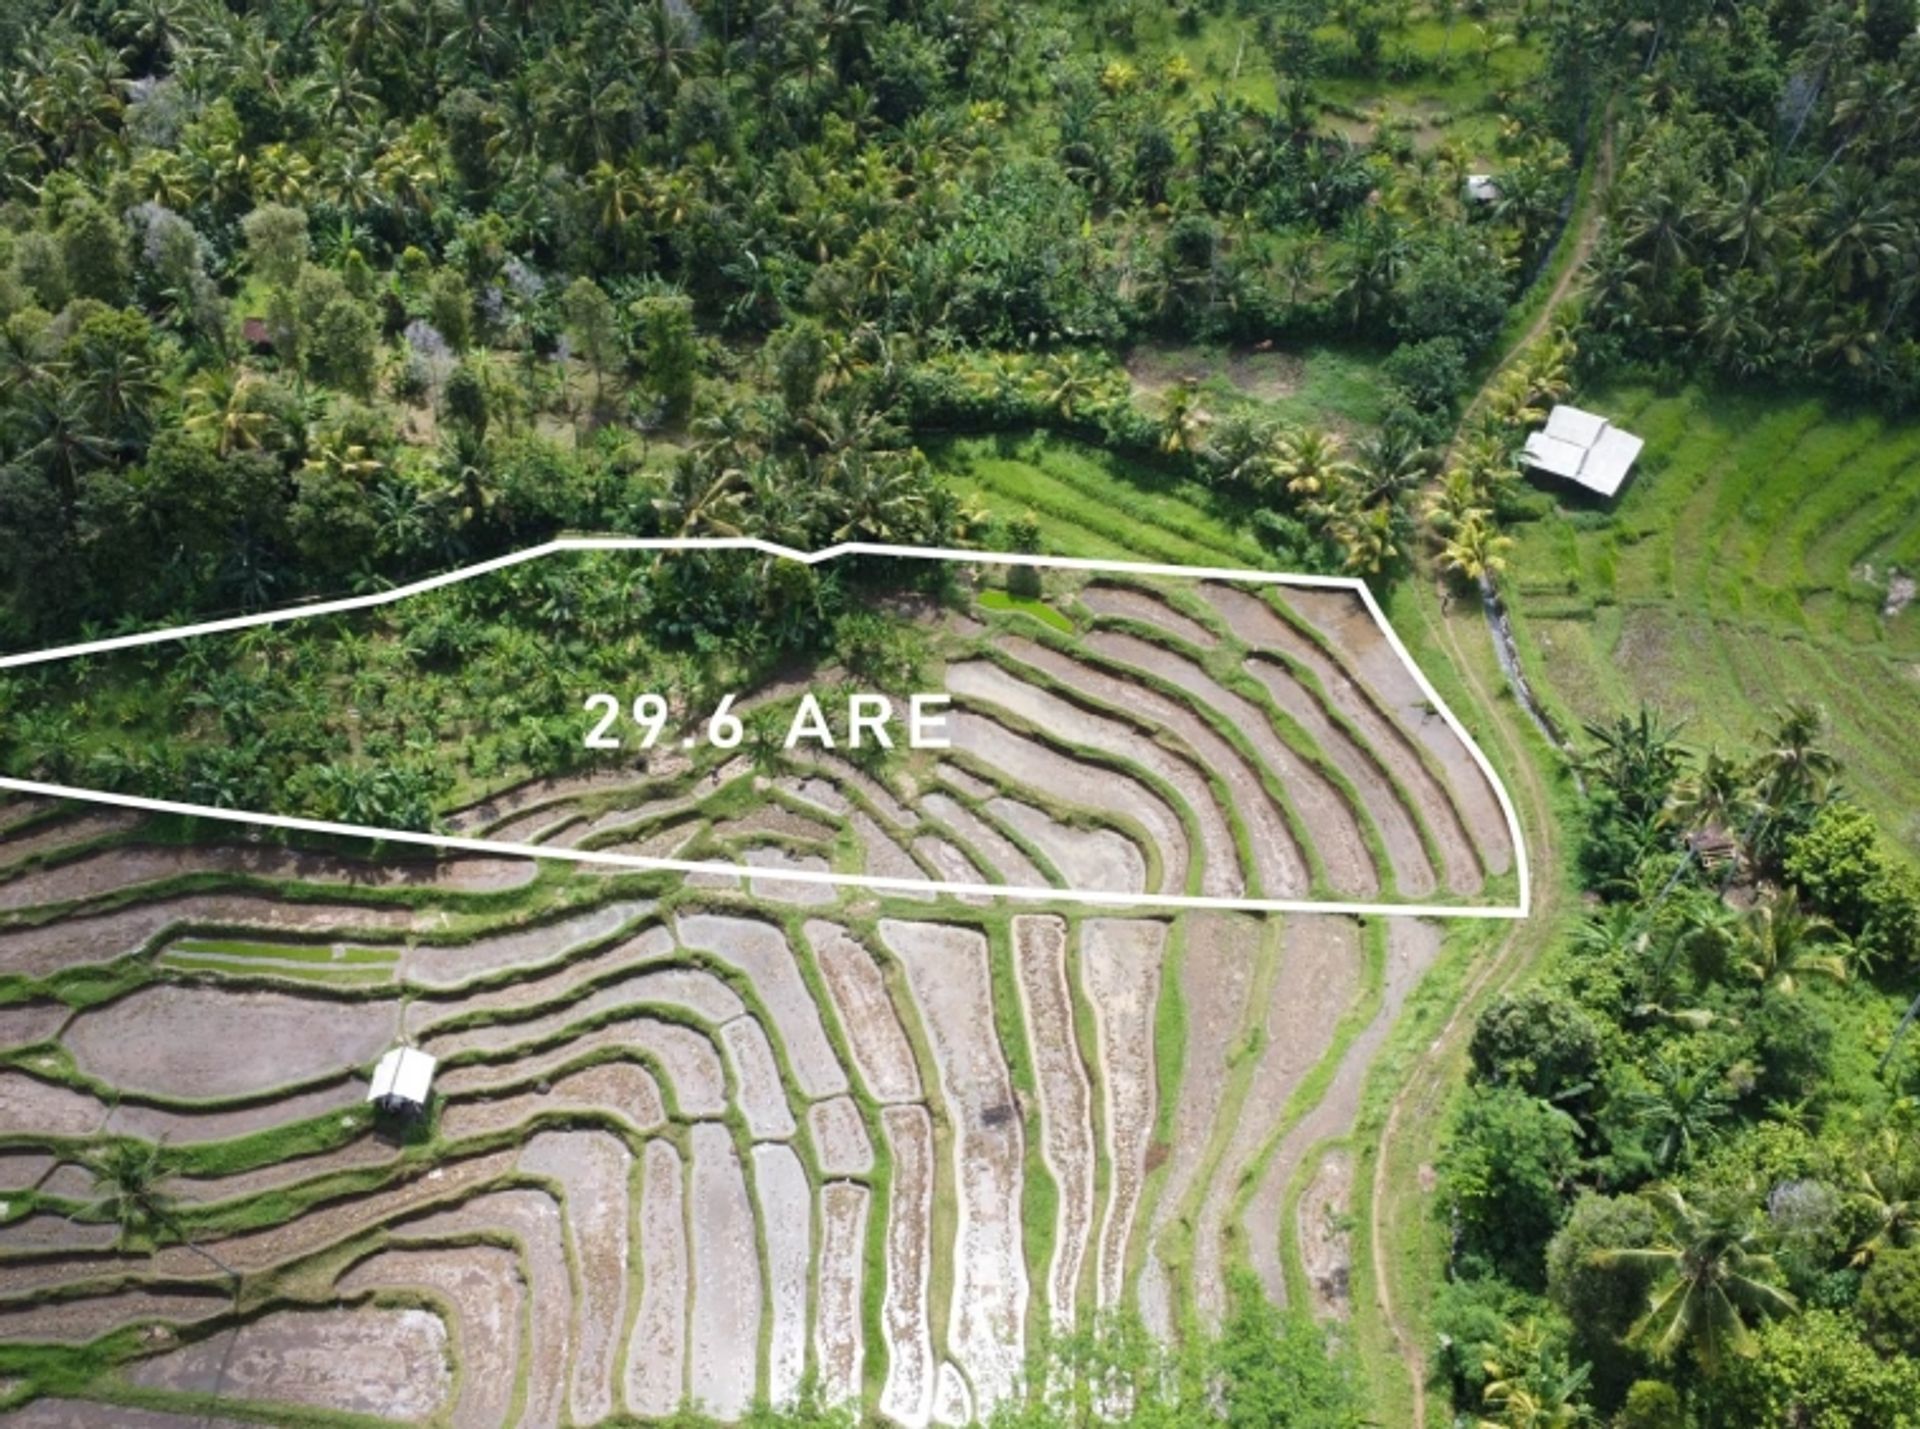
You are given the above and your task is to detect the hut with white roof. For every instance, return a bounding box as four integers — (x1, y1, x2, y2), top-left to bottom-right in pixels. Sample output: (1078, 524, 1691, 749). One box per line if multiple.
(1522, 404, 1644, 499)
(367, 1046, 437, 1117)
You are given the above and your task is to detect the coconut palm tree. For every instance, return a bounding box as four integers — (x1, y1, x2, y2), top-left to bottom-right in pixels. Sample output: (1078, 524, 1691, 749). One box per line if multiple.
(1593, 1186, 1798, 1374)
(1438, 514, 1513, 591)
(1850, 1125, 1920, 1267)
(1274, 426, 1350, 499)
(83, 1140, 171, 1243)
(1476, 1318, 1594, 1429)
(1739, 891, 1848, 996)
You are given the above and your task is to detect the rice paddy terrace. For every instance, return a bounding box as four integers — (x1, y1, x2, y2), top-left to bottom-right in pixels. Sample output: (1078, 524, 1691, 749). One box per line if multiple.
(1506, 383, 1920, 848)
(0, 573, 1517, 1425)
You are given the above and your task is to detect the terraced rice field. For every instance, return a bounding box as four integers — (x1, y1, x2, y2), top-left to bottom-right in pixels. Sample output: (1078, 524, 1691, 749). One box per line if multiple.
(0, 571, 1516, 1424)
(1507, 384, 1920, 848)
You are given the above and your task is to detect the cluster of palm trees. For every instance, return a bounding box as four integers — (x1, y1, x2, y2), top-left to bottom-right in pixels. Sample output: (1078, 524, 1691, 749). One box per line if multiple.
(1589, 4, 1920, 396)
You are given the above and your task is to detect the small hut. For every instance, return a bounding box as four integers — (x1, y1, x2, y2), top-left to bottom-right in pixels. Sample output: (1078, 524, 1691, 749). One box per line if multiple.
(1465, 174, 1500, 204)
(367, 1046, 437, 1118)
(1522, 405, 1645, 500)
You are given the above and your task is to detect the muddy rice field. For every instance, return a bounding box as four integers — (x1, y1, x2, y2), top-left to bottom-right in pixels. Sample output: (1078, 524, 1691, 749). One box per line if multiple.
(0, 572, 1514, 1424)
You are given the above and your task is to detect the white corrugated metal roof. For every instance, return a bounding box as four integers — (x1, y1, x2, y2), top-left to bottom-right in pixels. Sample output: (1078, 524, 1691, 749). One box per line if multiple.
(368, 1046, 437, 1106)
(1522, 405, 1643, 498)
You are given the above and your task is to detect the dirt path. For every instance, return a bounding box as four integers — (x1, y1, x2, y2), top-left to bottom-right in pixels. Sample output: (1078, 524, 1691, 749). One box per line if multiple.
(1453, 118, 1615, 441)
(1366, 581, 1565, 1427)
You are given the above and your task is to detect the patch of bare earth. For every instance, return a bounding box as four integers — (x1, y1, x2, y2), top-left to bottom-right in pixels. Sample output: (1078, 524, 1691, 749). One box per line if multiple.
(987, 796, 1145, 895)
(879, 1104, 936, 1429)
(404, 900, 654, 989)
(1003, 637, 1298, 897)
(337, 1246, 520, 1426)
(397, 1188, 570, 1429)
(1206, 582, 1484, 894)
(1083, 920, 1166, 1312)
(808, 1096, 875, 1175)
(677, 914, 848, 1099)
(1195, 916, 1356, 1323)
(128, 1307, 452, 1421)
(806, 921, 923, 1104)
(1276, 588, 1513, 873)
(0, 812, 142, 870)
(688, 1122, 762, 1422)
(723, 1016, 798, 1139)
(851, 811, 935, 902)
(63, 986, 397, 1101)
(405, 924, 674, 1037)
(438, 1059, 665, 1142)
(817, 1182, 870, 1404)
(883, 919, 1027, 1412)
(1247, 918, 1442, 1305)
(625, 1141, 688, 1418)
(520, 1130, 630, 1424)
(756, 1142, 812, 1406)
(921, 793, 1050, 889)
(425, 961, 734, 1059)
(1298, 1148, 1356, 1321)
(436, 1017, 724, 1117)
(1138, 912, 1258, 1335)
(168, 1134, 399, 1205)
(0, 894, 422, 979)
(0, 1286, 226, 1344)
(948, 666, 1203, 894)
(1, 1401, 252, 1428)
(1013, 914, 1096, 1332)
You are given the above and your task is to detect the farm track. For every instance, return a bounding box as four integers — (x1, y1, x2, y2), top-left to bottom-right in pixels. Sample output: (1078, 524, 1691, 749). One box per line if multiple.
(0, 570, 1522, 1423)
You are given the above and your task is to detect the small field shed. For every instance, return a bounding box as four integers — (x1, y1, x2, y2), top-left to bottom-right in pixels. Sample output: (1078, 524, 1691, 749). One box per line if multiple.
(1523, 404, 1645, 499)
(367, 1046, 437, 1116)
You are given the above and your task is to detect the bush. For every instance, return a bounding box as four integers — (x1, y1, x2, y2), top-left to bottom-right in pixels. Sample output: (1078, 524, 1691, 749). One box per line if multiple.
(1717, 1309, 1920, 1429)
(1784, 802, 1920, 971)
(1381, 335, 1468, 418)
(1469, 986, 1606, 1102)
(1443, 1085, 1582, 1288)
(1858, 1246, 1920, 1357)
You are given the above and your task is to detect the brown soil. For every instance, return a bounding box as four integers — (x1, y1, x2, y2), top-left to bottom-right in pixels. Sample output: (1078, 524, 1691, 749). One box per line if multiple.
(807, 921, 923, 1104)
(64, 986, 396, 1100)
(1297, 1148, 1356, 1321)
(779, 776, 850, 815)
(882, 919, 1027, 1411)
(1086, 630, 1380, 895)
(0, 894, 422, 979)
(1012, 915, 1095, 1333)
(1205, 583, 1485, 894)
(850, 812, 934, 902)
(987, 796, 1145, 895)
(438, 1060, 665, 1142)
(0, 1151, 54, 1190)
(434, 1017, 724, 1116)
(520, 1130, 631, 1425)
(949, 663, 1207, 894)
(1276, 588, 1513, 874)
(151, 1150, 515, 1277)
(404, 899, 654, 989)
(911, 836, 991, 904)
(0, 812, 142, 869)
(1140, 912, 1259, 1333)
(1021, 633, 1320, 891)
(688, 1122, 762, 1423)
(0, 1071, 108, 1140)
(2, 1400, 253, 1427)
(446, 769, 661, 831)
(678, 914, 848, 1099)
(0, 1215, 118, 1254)
(755, 1142, 812, 1406)
(878, 1104, 936, 1429)
(0, 1001, 68, 1052)
(716, 806, 837, 843)
(808, 1096, 875, 1176)
(1248, 918, 1442, 1305)
(0, 1286, 227, 1343)
(106, 1076, 363, 1146)
(0, 846, 531, 914)
(722, 1016, 798, 1140)
(742, 847, 838, 905)
(1082, 920, 1166, 1311)
(1197, 915, 1358, 1323)
(425, 962, 738, 1059)
(405, 925, 675, 1038)
(169, 1135, 399, 1206)
(395, 1188, 570, 1429)
(935, 765, 996, 801)
(625, 1141, 688, 1418)
(816, 1181, 870, 1405)
(128, 1307, 451, 1421)
(1079, 585, 1217, 647)
(921, 794, 1049, 889)
(337, 1247, 520, 1426)
(934, 1362, 974, 1425)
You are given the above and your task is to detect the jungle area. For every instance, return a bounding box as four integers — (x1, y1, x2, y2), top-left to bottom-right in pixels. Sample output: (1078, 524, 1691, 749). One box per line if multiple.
(2, 0, 1920, 1425)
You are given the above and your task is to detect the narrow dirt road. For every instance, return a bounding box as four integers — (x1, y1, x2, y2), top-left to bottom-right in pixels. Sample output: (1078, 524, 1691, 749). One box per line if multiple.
(1366, 109, 1616, 1427)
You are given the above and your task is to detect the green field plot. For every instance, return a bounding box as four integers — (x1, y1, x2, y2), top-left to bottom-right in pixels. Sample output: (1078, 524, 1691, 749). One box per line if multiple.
(1506, 383, 1920, 848)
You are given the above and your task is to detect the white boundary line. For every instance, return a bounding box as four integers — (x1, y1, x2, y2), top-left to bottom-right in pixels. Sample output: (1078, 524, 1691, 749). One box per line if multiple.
(0, 539, 1530, 920)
